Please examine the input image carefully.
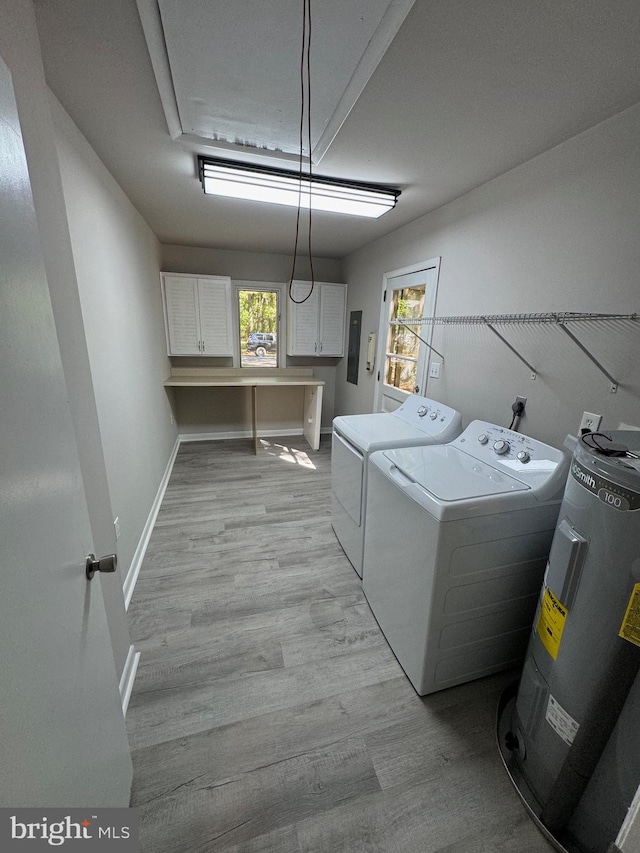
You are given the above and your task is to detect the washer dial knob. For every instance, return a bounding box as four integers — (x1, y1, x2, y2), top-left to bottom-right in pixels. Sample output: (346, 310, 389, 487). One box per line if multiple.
(417, 406, 427, 417)
(478, 434, 489, 445)
(493, 439, 510, 455)
(517, 451, 531, 463)
(429, 411, 438, 420)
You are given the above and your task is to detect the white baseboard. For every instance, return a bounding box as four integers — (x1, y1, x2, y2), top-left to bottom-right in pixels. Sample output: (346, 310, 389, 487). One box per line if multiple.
(179, 428, 305, 442)
(124, 435, 180, 609)
(616, 784, 640, 850)
(119, 644, 141, 716)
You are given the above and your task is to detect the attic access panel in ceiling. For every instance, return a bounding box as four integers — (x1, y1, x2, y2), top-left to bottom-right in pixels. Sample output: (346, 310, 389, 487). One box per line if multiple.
(137, 0, 414, 164)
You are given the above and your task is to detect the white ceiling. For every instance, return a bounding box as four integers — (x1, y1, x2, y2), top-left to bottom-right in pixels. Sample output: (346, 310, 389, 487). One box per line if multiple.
(148, 0, 415, 163)
(34, 0, 640, 260)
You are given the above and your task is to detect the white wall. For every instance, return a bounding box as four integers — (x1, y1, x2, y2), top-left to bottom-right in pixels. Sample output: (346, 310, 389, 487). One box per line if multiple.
(161, 244, 344, 432)
(161, 243, 342, 283)
(339, 104, 640, 449)
(52, 97, 178, 596)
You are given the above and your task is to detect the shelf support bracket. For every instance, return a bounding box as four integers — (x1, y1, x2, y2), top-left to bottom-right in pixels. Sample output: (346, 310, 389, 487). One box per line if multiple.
(558, 323, 619, 393)
(485, 323, 537, 379)
(397, 321, 445, 362)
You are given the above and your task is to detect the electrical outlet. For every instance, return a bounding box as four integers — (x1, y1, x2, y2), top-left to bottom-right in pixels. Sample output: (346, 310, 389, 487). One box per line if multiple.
(429, 362, 442, 379)
(114, 517, 121, 540)
(580, 411, 602, 434)
(515, 396, 527, 414)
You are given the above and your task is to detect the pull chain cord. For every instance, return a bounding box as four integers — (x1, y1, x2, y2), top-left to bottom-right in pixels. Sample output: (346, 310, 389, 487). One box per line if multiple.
(289, 0, 315, 305)
(305, 0, 315, 291)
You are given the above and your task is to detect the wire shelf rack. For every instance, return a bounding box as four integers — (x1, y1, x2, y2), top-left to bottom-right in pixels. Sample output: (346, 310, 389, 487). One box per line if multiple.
(398, 311, 637, 326)
(396, 312, 637, 392)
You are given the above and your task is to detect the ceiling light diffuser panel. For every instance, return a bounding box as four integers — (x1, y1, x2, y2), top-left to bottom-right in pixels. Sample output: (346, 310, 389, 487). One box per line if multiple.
(198, 157, 399, 218)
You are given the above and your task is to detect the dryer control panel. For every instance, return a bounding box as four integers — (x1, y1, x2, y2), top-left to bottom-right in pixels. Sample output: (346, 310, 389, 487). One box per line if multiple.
(452, 420, 569, 498)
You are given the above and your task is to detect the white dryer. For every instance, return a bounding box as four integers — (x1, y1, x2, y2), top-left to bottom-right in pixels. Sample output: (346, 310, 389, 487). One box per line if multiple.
(331, 396, 462, 578)
(362, 420, 569, 695)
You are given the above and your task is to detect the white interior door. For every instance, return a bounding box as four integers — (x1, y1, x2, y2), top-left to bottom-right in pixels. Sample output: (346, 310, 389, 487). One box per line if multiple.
(0, 56, 132, 807)
(374, 260, 440, 412)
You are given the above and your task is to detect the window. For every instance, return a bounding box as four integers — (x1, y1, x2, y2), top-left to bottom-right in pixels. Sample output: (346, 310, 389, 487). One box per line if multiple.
(385, 284, 426, 391)
(238, 288, 280, 368)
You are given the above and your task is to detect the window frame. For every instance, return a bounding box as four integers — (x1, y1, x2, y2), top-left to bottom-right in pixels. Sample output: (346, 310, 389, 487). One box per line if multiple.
(232, 281, 286, 369)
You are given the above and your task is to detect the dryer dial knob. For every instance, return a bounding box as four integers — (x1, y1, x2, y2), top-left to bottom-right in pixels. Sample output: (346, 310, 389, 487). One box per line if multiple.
(417, 406, 427, 417)
(478, 434, 489, 445)
(429, 411, 438, 420)
(493, 439, 510, 455)
(517, 451, 531, 463)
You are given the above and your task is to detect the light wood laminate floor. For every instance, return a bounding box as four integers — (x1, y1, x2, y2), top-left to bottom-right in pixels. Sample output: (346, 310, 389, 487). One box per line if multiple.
(126, 436, 554, 853)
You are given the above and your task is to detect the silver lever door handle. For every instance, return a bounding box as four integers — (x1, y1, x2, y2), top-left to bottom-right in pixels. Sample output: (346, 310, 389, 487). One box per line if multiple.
(86, 553, 118, 580)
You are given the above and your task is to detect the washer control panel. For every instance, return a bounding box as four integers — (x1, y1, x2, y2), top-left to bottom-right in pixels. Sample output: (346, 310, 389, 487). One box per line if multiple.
(453, 420, 567, 489)
(394, 394, 462, 435)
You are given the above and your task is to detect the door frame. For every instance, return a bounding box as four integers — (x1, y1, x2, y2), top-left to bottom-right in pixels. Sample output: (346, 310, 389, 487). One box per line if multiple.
(373, 258, 441, 412)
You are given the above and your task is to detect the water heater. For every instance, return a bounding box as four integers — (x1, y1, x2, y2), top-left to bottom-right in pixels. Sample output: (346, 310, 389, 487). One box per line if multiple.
(499, 430, 640, 852)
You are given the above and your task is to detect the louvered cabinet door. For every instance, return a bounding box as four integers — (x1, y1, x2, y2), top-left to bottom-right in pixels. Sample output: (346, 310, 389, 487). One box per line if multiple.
(163, 275, 201, 354)
(198, 277, 233, 355)
(318, 283, 346, 356)
(286, 281, 320, 355)
(286, 281, 346, 357)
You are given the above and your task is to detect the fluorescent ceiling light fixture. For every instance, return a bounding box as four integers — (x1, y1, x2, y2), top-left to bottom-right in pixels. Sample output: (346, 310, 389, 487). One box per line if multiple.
(198, 156, 399, 218)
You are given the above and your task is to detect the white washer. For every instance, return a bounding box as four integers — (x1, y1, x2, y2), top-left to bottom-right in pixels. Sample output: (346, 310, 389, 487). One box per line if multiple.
(331, 396, 462, 578)
(362, 420, 569, 695)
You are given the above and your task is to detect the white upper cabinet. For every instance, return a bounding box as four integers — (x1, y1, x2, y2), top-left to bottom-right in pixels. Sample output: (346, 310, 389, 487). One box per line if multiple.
(287, 281, 346, 357)
(162, 273, 233, 356)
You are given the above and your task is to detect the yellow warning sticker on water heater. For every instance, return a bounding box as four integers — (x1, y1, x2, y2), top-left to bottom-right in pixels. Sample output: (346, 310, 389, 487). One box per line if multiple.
(619, 583, 640, 647)
(536, 586, 568, 660)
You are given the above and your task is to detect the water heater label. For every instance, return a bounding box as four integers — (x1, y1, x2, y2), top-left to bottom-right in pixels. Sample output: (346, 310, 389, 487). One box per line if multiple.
(536, 585, 568, 660)
(619, 583, 640, 647)
(571, 459, 640, 511)
(546, 694, 580, 746)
